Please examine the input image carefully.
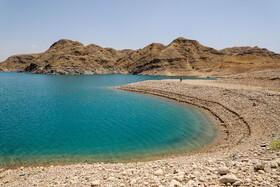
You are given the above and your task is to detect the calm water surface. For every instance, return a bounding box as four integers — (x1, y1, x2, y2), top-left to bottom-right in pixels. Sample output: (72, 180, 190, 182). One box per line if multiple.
(0, 73, 216, 166)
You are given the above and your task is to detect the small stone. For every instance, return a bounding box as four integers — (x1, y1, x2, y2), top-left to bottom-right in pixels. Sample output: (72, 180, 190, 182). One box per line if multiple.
(270, 161, 278, 168)
(155, 169, 164, 176)
(189, 174, 195, 179)
(169, 179, 181, 187)
(91, 180, 100, 186)
(254, 163, 265, 170)
(244, 178, 251, 184)
(186, 180, 195, 186)
(107, 177, 115, 181)
(219, 174, 238, 184)
(275, 158, 280, 166)
(258, 170, 264, 174)
(232, 180, 242, 186)
(256, 175, 263, 182)
(198, 176, 205, 182)
(218, 167, 230, 175)
(177, 171, 185, 176)
(130, 179, 137, 185)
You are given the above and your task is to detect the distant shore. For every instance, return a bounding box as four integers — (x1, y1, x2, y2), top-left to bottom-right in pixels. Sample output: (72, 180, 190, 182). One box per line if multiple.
(1, 69, 279, 186)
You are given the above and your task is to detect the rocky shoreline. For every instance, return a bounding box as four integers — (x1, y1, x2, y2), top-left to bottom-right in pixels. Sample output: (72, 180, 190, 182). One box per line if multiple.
(0, 70, 280, 186)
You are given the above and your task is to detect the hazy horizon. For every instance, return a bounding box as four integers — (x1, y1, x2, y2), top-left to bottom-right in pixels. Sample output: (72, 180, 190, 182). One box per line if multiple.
(0, 0, 279, 62)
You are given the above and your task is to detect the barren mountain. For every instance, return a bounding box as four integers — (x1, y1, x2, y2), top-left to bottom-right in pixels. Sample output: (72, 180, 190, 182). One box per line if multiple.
(1, 37, 279, 76)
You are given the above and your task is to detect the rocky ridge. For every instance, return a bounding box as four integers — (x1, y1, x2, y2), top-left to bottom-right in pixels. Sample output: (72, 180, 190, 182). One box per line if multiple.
(1, 37, 280, 76)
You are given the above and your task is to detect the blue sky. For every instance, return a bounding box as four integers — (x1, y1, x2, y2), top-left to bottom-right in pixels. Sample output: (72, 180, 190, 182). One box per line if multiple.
(0, 0, 279, 61)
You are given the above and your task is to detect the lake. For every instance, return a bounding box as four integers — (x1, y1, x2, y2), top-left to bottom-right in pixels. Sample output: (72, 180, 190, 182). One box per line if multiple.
(0, 73, 216, 166)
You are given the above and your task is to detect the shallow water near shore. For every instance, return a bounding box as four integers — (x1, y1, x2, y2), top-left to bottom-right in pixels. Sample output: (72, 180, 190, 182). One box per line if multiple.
(0, 73, 216, 167)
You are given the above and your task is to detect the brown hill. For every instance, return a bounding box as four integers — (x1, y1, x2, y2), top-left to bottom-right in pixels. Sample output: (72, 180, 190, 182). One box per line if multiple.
(0, 37, 279, 76)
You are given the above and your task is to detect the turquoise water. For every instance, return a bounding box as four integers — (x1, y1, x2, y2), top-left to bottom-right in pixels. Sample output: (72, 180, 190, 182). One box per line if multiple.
(0, 73, 216, 167)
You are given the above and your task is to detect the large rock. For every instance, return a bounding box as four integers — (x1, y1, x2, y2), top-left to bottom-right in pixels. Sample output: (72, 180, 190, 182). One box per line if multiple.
(218, 167, 230, 175)
(219, 174, 238, 184)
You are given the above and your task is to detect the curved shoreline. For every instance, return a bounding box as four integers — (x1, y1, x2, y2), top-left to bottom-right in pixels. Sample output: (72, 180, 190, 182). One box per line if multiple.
(1, 70, 280, 186)
(116, 80, 252, 152)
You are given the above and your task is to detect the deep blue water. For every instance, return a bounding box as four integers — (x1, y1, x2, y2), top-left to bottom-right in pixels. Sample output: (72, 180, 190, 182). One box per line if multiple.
(0, 73, 216, 166)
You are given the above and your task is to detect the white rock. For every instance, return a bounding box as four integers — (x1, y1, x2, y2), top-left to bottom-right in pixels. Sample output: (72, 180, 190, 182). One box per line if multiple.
(91, 180, 100, 186)
(177, 171, 185, 176)
(186, 180, 195, 186)
(155, 169, 164, 176)
(232, 180, 242, 186)
(244, 178, 251, 184)
(258, 170, 265, 174)
(256, 175, 263, 182)
(275, 158, 280, 166)
(189, 174, 195, 179)
(198, 177, 205, 182)
(270, 161, 278, 168)
(219, 174, 238, 184)
(218, 167, 229, 175)
(107, 177, 115, 181)
(169, 179, 181, 187)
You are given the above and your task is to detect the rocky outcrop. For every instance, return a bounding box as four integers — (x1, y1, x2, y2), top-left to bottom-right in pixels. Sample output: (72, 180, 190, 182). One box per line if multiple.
(0, 37, 279, 76)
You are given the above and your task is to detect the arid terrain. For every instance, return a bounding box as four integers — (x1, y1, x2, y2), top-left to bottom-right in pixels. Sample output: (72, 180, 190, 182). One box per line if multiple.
(1, 69, 279, 186)
(0, 37, 280, 77)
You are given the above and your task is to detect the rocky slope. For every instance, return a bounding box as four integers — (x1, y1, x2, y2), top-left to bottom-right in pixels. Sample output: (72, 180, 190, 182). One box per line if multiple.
(1, 37, 280, 76)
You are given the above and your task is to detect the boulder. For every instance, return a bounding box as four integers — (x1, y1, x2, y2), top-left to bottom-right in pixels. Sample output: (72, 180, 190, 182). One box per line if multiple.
(219, 174, 238, 184)
(218, 167, 230, 175)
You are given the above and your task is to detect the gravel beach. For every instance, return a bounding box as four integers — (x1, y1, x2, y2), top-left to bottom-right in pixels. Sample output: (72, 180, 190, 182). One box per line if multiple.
(1, 70, 280, 186)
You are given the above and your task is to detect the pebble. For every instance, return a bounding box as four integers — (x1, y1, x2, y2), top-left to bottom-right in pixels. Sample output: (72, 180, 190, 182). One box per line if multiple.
(232, 180, 242, 186)
(270, 161, 278, 168)
(256, 175, 263, 182)
(254, 163, 265, 170)
(91, 180, 100, 186)
(244, 178, 251, 184)
(275, 158, 280, 166)
(258, 170, 265, 174)
(169, 179, 181, 187)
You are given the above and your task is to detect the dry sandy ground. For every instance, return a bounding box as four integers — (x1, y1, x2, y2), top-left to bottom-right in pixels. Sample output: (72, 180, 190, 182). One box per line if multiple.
(0, 69, 280, 186)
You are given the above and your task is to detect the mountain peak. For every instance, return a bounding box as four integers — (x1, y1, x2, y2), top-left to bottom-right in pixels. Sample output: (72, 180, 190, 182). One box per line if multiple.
(171, 37, 199, 45)
(49, 39, 84, 50)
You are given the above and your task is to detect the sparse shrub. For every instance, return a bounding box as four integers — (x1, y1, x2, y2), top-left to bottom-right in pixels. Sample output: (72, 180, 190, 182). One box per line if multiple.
(270, 140, 280, 150)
